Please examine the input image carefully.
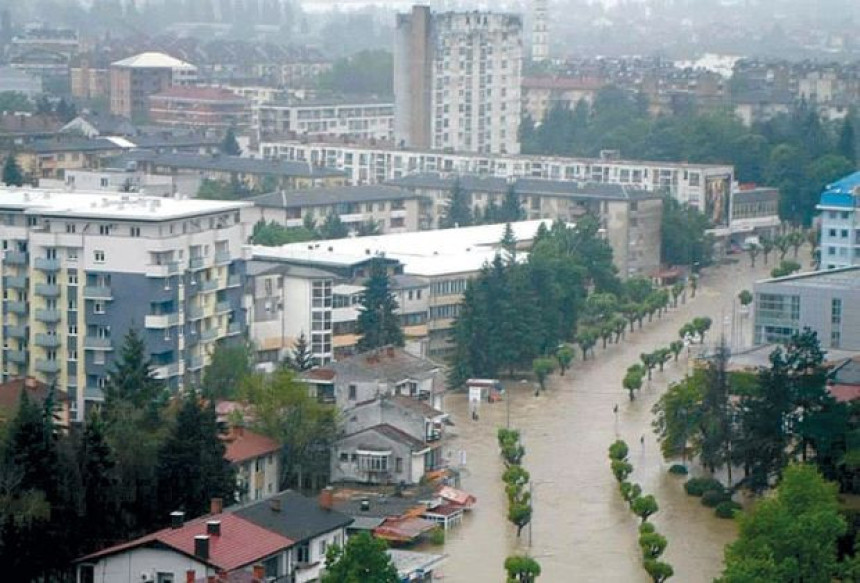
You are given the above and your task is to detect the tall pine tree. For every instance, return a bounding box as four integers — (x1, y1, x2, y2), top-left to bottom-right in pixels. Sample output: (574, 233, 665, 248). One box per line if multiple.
(77, 410, 120, 553)
(289, 331, 314, 371)
(838, 117, 856, 164)
(104, 328, 164, 413)
(2, 153, 23, 186)
(220, 126, 241, 156)
(500, 183, 525, 222)
(356, 259, 404, 352)
(440, 178, 473, 229)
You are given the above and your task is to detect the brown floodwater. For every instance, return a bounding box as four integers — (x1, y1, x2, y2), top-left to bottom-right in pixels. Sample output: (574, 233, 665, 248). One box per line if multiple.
(424, 253, 797, 582)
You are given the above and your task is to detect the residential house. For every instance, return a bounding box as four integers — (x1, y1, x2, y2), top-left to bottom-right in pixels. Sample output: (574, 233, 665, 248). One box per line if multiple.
(331, 394, 448, 486)
(61, 113, 138, 139)
(149, 87, 251, 130)
(223, 427, 282, 503)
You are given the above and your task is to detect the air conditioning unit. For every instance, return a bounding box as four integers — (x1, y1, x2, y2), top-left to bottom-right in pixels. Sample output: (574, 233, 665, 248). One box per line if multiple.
(140, 570, 155, 582)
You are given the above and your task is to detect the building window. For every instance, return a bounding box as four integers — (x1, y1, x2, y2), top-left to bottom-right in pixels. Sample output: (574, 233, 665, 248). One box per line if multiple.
(94, 250, 105, 263)
(93, 301, 104, 314)
(68, 324, 77, 335)
(396, 457, 403, 473)
(98, 225, 111, 236)
(296, 543, 310, 564)
(66, 223, 76, 233)
(832, 298, 843, 325)
(348, 384, 357, 400)
(67, 248, 78, 261)
(130, 226, 141, 237)
(319, 539, 327, 558)
(69, 349, 77, 361)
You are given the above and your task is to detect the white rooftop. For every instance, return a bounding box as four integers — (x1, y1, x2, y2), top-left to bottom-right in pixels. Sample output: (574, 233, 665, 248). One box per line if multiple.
(111, 52, 197, 71)
(0, 188, 249, 221)
(252, 220, 553, 276)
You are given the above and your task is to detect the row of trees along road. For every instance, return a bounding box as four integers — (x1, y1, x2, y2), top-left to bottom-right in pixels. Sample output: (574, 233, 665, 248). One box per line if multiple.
(520, 86, 858, 226)
(0, 329, 236, 580)
(449, 217, 700, 388)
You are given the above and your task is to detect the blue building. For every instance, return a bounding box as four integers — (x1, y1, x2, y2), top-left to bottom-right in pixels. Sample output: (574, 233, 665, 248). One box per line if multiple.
(817, 171, 860, 270)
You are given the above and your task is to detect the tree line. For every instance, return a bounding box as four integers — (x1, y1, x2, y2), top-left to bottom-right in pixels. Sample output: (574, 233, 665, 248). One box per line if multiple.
(520, 86, 857, 225)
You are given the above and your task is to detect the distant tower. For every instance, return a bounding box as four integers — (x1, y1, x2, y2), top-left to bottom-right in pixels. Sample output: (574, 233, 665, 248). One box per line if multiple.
(532, 0, 549, 63)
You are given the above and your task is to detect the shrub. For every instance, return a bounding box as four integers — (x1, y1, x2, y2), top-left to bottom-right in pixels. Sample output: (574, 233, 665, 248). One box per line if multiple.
(611, 459, 633, 483)
(684, 477, 724, 497)
(715, 501, 742, 519)
(639, 522, 656, 535)
(700, 489, 730, 508)
(609, 440, 630, 461)
(668, 464, 688, 476)
(428, 526, 445, 545)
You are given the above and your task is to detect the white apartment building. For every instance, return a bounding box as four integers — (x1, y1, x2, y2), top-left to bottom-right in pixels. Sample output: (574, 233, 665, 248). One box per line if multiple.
(254, 98, 394, 142)
(0, 189, 250, 422)
(258, 140, 735, 212)
(817, 171, 860, 270)
(394, 6, 523, 154)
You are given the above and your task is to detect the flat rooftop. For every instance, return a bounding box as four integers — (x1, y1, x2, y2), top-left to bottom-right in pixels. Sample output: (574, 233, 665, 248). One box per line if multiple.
(252, 220, 552, 277)
(756, 266, 860, 291)
(0, 188, 250, 221)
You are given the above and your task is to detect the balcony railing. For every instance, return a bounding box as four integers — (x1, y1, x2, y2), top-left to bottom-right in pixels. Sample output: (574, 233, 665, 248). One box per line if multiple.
(4, 250, 26, 265)
(215, 250, 231, 265)
(35, 359, 60, 374)
(35, 309, 60, 323)
(84, 337, 113, 351)
(83, 286, 113, 300)
(187, 305, 204, 320)
(6, 350, 27, 364)
(34, 257, 60, 272)
(4, 275, 27, 289)
(153, 361, 183, 379)
(146, 262, 180, 278)
(35, 333, 61, 348)
(7, 301, 27, 315)
(34, 283, 60, 297)
(199, 278, 220, 293)
(215, 300, 232, 314)
(227, 274, 241, 288)
(200, 328, 220, 342)
(227, 321, 242, 336)
(189, 256, 206, 270)
(6, 324, 27, 338)
(144, 312, 181, 329)
(188, 354, 205, 371)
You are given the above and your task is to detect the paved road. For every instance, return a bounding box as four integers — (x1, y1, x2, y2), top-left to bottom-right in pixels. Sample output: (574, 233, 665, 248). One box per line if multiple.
(430, 252, 793, 582)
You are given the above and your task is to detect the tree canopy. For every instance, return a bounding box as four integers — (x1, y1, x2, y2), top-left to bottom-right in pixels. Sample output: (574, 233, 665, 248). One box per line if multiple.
(322, 531, 398, 583)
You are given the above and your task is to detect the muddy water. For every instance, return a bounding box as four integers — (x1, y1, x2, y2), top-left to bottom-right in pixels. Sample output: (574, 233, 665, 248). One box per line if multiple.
(429, 255, 794, 582)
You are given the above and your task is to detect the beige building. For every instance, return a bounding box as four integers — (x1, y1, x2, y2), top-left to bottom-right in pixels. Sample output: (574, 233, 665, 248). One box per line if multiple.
(521, 76, 604, 122)
(110, 52, 197, 120)
(70, 65, 108, 100)
(388, 174, 663, 278)
(247, 185, 425, 235)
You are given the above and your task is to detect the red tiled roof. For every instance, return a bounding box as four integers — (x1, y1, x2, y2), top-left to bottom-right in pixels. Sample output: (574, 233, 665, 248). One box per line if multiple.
(303, 368, 336, 381)
(150, 86, 247, 102)
(79, 513, 294, 570)
(436, 486, 476, 508)
(373, 516, 436, 542)
(0, 377, 51, 414)
(223, 429, 281, 463)
(829, 384, 860, 403)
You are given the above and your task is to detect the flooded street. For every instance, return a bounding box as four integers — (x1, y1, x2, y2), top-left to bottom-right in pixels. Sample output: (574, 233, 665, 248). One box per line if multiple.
(433, 254, 796, 582)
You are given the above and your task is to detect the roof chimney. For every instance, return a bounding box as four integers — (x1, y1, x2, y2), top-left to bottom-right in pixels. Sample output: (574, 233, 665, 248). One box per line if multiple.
(194, 535, 210, 560)
(252, 565, 265, 582)
(210, 497, 223, 515)
(206, 520, 221, 536)
(270, 497, 282, 512)
(319, 486, 334, 510)
(386, 346, 395, 358)
(186, 570, 196, 583)
(170, 511, 185, 529)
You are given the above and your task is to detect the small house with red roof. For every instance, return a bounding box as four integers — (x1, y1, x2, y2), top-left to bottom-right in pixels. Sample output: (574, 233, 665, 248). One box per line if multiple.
(222, 427, 282, 503)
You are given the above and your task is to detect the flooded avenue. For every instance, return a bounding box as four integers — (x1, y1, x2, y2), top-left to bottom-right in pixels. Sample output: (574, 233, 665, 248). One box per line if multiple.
(431, 254, 792, 582)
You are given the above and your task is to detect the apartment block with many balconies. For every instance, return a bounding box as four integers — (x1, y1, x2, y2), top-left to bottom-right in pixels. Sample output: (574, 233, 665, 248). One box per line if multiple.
(0, 189, 250, 421)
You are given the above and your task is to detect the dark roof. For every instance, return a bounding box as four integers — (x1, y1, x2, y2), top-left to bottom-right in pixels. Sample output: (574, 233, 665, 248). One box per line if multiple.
(231, 490, 352, 544)
(318, 347, 440, 384)
(831, 358, 860, 386)
(63, 113, 138, 136)
(0, 377, 51, 415)
(251, 185, 415, 208)
(387, 173, 658, 201)
(389, 395, 446, 419)
(117, 150, 345, 179)
(734, 187, 778, 204)
(27, 137, 124, 153)
(245, 260, 337, 280)
(333, 494, 423, 520)
(343, 422, 429, 452)
(27, 134, 219, 154)
(391, 274, 429, 290)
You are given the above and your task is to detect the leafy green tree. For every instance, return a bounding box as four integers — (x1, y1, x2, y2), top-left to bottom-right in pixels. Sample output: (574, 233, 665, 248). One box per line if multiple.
(441, 178, 473, 228)
(640, 352, 657, 380)
(639, 530, 668, 560)
(357, 219, 381, 237)
(691, 316, 712, 344)
(507, 489, 532, 537)
(319, 212, 349, 239)
(220, 127, 241, 156)
(2, 153, 24, 186)
(251, 219, 316, 245)
(505, 555, 542, 583)
(669, 340, 684, 362)
(356, 258, 404, 352)
(612, 459, 633, 482)
(156, 393, 236, 520)
(242, 369, 338, 489)
(747, 243, 760, 268)
(0, 91, 33, 113)
(771, 259, 801, 278)
(644, 559, 674, 583)
(608, 440, 629, 461)
(197, 178, 246, 200)
(532, 357, 556, 394)
(698, 342, 733, 477)
(322, 531, 398, 583)
(652, 374, 702, 464)
(718, 465, 845, 583)
(555, 344, 574, 375)
(671, 282, 685, 307)
(203, 340, 254, 399)
(661, 196, 713, 268)
(317, 49, 393, 95)
(624, 366, 644, 401)
(760, 236, 774, 265)
(654, 348, 672, 372)
(631, 494, 659, 523)
(502, 464, 530, 488)
(576, 328, 598, 361)
(738, 290, 753, 306)
(838, 118, 856, 164)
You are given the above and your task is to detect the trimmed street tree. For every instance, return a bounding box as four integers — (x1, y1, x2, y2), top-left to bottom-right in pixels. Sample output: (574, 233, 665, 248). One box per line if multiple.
(631, 494, 659, 523)
(624, 366, 644, 401)
(555, 344, 574, 375)
(532, 357, 556, 393)
(505, 555, 542, 583)
(356, 258, 404, 352)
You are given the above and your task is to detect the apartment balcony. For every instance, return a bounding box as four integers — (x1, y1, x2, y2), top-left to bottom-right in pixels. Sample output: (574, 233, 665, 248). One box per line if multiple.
(34, 308, 60, 323)
(84, 337, 113, 351)
(4, 250, 27, 265)
(6, 324, 27, 338)
(227, 321, 242, 336)
(34, 257, 60, 272)
(144, 312, 181, 329)
(34, 283, 60, 298)
(339, 213, 366, 224)
(153, 361, 184, 380)
(227, 274, 241, 288)
(390, 209, 408, 218)
(84, 386, 104, 402)
(285, 218, 303, 228)
(215, 300, 232, 315)
(200, 327, 220, 343)
(199, 278, 220, 293)
(146, 262, 181, 278)
(7, 301, 27, 315)
(187, 305, 204, 320)
(215, 250, 231, 265)
(35, 359, 60, 374)
(34, 333, 61, 348)
(4, 275, 27, 289)
(188, 354, 205, 371)
(84, 286, 113, 300)
(6, 350, 27, 364)
(189, 256, 206, 270)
